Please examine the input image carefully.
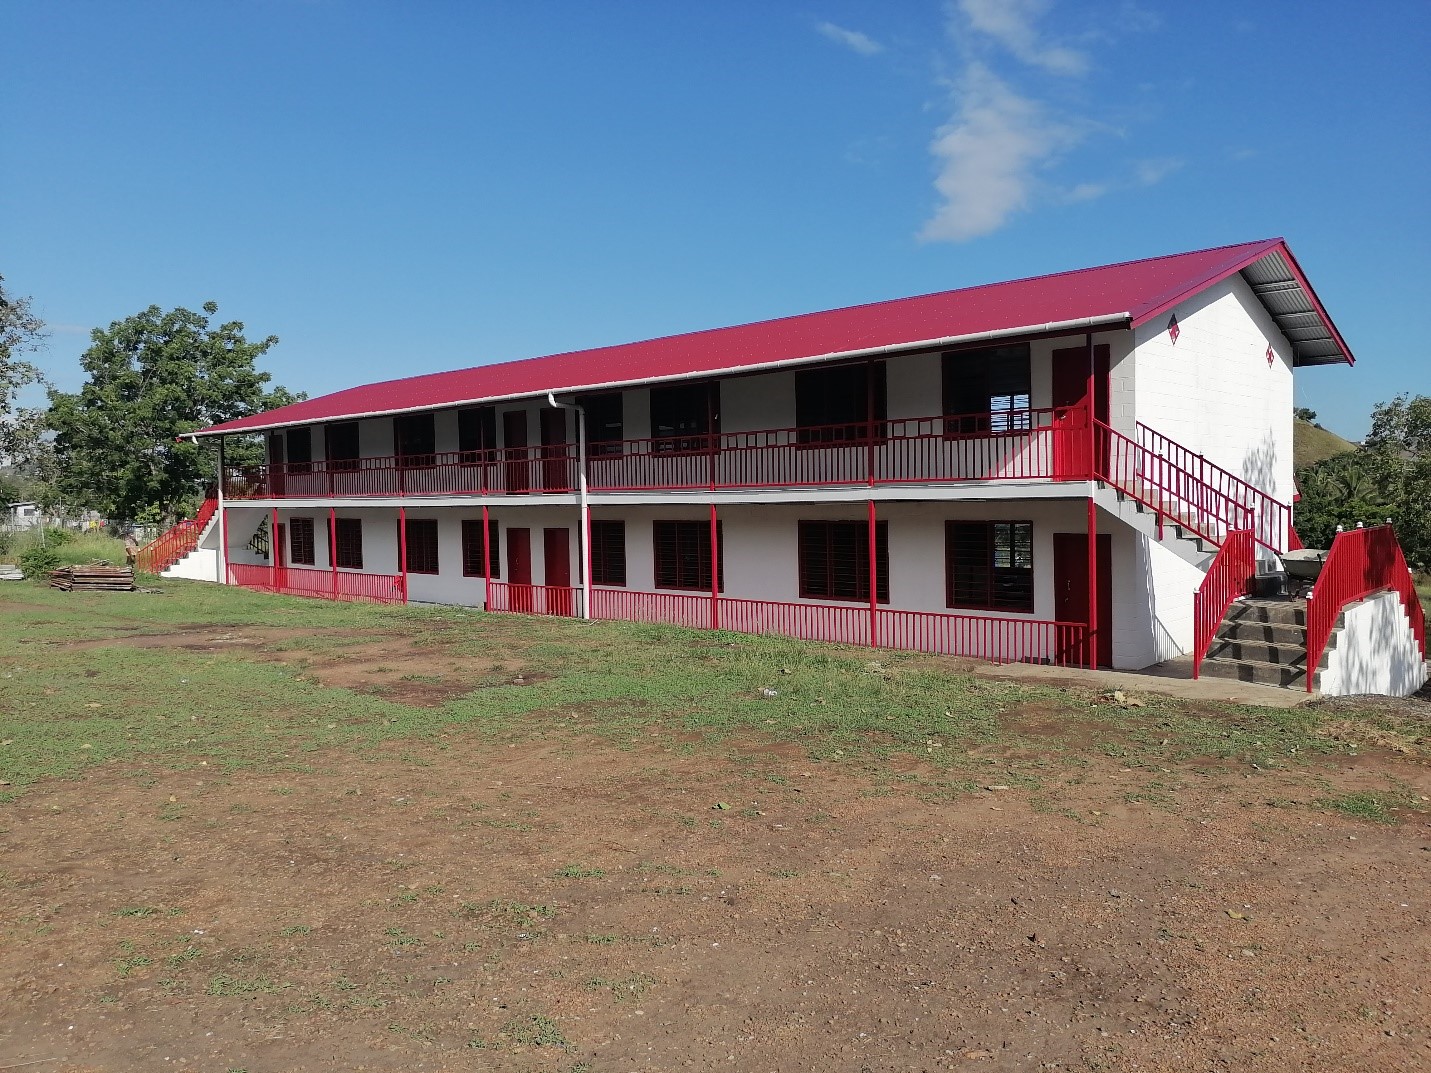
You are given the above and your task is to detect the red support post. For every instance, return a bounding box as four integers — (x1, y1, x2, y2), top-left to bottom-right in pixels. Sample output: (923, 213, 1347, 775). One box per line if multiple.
(398, 506, 409, 604)
(328, 507, 337, 599)
(865, 358, 876, 487)
(867, 499, 878, 648)
(271, 506, 280, 590)
(706, 383, 717, 492)
(482, 504, 491, 612)
(1086, 496, 1098, 669)
(1085, 331, 1096, 482)
(709, 502, 719, 630)
(217, 438, 228, 584)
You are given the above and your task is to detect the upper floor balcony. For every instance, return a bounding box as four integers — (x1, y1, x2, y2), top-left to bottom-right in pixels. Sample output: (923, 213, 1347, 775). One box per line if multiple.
(222, 406, 1096, 500)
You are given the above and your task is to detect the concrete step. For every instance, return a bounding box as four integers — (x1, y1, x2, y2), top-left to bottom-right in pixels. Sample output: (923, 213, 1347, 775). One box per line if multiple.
(1215, 619, 1307, 645)
(1223, 598, 1307, 627)
(1206, 638, 1307, 666)
(1200, 655, 1310, 690)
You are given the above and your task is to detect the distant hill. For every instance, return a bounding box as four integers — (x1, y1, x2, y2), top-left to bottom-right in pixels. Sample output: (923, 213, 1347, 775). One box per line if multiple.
(1294, 419, 1357, 470)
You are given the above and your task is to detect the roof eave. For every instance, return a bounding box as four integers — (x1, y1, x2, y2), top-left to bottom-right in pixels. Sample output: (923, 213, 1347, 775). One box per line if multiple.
(191, 312, 1133, 439)
(1128, 238, 1354, 368)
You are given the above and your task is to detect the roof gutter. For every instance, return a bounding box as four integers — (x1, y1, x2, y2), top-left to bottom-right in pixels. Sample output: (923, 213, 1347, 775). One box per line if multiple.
(189, 312, 1132, 439)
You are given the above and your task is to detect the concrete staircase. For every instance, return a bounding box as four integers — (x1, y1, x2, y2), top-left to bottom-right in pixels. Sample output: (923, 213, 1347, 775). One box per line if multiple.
(1199, 597, 1326, 691)
(1094, 482, 1217, 570)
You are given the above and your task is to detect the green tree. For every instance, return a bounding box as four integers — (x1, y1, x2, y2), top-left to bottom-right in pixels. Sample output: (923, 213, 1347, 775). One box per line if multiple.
(0, 275, 51, 467)
(1293, 406, 1319, 426)
(1293, 393, 1431, 569)
(47, 302, 302, 523)
(1293, 451, 1389, 552)
(1364, 393, 1431, 569)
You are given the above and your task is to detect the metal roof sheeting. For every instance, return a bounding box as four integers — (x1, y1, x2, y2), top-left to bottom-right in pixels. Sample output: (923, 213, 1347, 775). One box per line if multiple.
(196, 238, 1353, 438)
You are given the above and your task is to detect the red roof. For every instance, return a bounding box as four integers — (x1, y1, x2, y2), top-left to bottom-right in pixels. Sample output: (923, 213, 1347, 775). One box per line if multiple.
(196, 238, 1352, 437)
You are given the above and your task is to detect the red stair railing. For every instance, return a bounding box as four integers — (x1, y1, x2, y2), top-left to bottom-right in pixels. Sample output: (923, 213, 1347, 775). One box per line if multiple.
(1191, 529, 1256, 679)
(135, 497, 218, 574)
(1135, 423, 1291, 554)
(1304, 525, 1426, 692)
(1094, 422, 1257, 550)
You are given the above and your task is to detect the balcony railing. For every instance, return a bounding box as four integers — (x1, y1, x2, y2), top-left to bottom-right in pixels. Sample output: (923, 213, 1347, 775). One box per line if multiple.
(221, 407, 1085, 499)
(227, 563, 406, 604)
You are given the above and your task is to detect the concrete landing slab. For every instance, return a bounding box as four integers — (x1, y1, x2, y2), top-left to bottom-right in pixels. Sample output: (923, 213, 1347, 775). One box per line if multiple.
(969, 655, 1310, 709)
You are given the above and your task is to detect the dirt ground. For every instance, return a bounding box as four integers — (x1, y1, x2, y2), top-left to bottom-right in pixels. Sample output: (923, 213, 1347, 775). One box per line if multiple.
(2, 621, 1429, 1072)
(2, 741, 1428, 1072)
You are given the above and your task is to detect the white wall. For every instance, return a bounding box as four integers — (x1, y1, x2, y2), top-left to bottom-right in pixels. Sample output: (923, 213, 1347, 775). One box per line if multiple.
(1131, 274, 1295, 507)
(223, 499, 1190, 669)
(585, 499, 1171, 668)
(1120, 531, 1202, 667)
(260, 504, 588, 608)
(163, 547, 219, 582)
(1318, 592, 1429, 698)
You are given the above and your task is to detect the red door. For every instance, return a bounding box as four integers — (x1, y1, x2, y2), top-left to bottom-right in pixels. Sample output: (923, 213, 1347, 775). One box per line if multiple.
(1053, 532, 1113, 667)
(503, 410, 530, 493)
(540, 408, 569, 491)
(507, 527, 532, 611)
(1051, 344, 1110, 479)
(543, 528, 573, 616)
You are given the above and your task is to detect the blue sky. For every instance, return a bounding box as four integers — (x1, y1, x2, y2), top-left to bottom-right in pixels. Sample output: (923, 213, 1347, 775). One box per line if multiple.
(4, 0, 1427, 438)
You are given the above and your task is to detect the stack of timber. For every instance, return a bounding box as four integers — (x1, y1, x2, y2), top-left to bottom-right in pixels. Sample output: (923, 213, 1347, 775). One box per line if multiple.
(49, 564, 135, 592)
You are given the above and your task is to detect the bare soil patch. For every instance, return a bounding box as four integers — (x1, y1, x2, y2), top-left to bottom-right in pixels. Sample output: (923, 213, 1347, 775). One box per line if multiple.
(31, 625, 536, 708)
(3, 735, 1428, 1073)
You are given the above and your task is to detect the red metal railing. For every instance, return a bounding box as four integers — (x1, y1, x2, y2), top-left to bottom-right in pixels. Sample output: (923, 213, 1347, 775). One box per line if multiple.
(877, 608, 1091, 667)
(221, 408, 1082, 499)
(226, 563, 406, 604)
(135, 498, 218, 574)
(1304, 525, 1427, 692)
(588, 587, 711, 628)
(485, 581, 580, 617)
(1190, 529, 1256, 679)
(1135, 423, 1291, 553)
(582, 587, 1088, 665)
(720, 596, 872, 645)
(1096, 421, 1260, 551)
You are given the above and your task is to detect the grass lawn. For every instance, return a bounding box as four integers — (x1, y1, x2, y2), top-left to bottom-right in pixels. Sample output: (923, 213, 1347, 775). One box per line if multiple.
(2, 580, 1428, 1072)
(0, 577, 1410, 801)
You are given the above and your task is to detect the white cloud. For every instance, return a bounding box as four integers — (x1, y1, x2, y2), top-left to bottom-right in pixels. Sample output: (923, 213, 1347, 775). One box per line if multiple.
(1061, 181, 1109, 203)
(957, 0, 1087, 75)
(1133, 156, 1182, 185)
(919, 64, 1083, 242)
(816, 21, 884, 56)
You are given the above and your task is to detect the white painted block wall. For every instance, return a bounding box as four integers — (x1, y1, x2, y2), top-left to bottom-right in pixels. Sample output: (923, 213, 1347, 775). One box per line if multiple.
(1131, 274, 1295, 508)
(1317, 592, 1429, 698)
